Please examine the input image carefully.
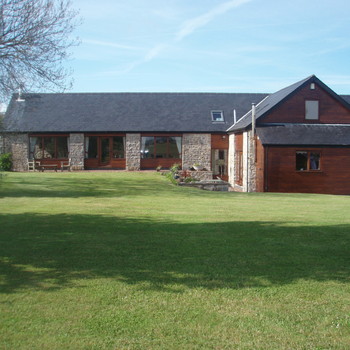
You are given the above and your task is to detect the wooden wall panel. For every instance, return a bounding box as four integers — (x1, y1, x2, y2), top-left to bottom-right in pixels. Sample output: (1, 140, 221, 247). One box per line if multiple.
(211, 134, 229, 149)
(266, 146, 350, 194)
(261, 83, 350, 124)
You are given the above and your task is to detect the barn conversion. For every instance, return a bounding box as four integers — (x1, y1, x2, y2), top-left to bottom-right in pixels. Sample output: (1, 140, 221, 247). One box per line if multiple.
(2, 75, 350, 194)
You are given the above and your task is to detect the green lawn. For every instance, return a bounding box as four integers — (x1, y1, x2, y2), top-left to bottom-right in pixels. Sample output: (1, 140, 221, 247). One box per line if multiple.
(0, 172, 349, 349)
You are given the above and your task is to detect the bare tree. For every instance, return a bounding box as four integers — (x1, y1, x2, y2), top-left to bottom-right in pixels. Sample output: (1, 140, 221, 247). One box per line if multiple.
(0, 0, 80, 102)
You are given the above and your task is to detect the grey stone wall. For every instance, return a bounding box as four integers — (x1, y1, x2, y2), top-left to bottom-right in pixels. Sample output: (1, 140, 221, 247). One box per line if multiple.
(242, 131, 257, 192)
(186, 170, 213, 181)
(247, 130, 257, 192)
(227, 131, 256, 192)
(69, 133, 84, 170)
(182, 133, 211, 170)
(3, 133, 28, 171)
(126, 133, 140, 171)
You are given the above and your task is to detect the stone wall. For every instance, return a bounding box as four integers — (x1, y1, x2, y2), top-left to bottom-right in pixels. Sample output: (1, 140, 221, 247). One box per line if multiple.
(228, 131, 257, 192)
(185, 170, 213, 181)
(182, 133, 211, 170)
(247, 130, 257, 192)
(3, 133, 28, 171)
(242, 131, 257, 192)
(126, 133, 141, 171)
(69, 133, 84, 170)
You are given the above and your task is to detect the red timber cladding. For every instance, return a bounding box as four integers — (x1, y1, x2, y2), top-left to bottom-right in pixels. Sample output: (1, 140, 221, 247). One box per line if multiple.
(266, 146, 350, 195)
(234, 133, 243, 186)
(261, 83, 350, 124)
(211, 134, 229, 149)
(255, 137, 265, 192)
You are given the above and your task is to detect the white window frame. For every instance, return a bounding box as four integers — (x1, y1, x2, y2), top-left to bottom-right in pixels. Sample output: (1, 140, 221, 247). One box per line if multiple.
(211, 110, 224, 122)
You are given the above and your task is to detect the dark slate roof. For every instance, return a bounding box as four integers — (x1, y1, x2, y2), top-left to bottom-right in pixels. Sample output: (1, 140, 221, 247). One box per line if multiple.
(228, 75, 350, 132)
(341, 95, 350, 104)
(257, 124, 350, 146)
(3, 92, 267, 133)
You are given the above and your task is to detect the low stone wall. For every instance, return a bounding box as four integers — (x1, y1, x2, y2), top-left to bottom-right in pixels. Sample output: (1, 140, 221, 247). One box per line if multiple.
(179, 180, 230, 191)
(186, 170, 213, 181)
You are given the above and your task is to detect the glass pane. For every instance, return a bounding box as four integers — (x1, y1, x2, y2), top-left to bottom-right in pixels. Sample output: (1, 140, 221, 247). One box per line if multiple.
(101, 138, 110, 163)
(310, 153, 320, 170)
(141, 137, 154, 159)
(43, 137, 55, 158)
(155, 137, 167, 158)
(212, 111, 224, 121)
(296, 151, 308, 171)
(86, 136, 98, 158)
(305, 101, 319, 120)
(113, 137, 125, 158)
(56, 137, 68, 158)
(168, 137, 181, 158)
(29, 137, 42, 159)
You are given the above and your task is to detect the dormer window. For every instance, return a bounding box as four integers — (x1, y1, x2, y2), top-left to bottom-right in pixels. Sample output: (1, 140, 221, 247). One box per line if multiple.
(211, 110, 224, 122)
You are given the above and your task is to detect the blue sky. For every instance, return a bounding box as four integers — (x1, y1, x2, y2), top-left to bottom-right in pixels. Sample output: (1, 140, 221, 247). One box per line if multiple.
(68, 0, 350, 94)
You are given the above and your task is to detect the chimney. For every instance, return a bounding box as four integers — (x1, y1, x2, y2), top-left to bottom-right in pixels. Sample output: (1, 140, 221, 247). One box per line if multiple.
(251, 103, 256, 137)
(17, 87, 25, 102)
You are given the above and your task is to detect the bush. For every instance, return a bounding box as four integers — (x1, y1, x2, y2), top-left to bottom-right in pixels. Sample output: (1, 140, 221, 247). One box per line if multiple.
(0, 153, 12, 171)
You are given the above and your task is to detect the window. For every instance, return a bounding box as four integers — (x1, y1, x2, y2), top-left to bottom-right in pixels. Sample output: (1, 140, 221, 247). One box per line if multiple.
(29, 136, 68, 159)
(305, 100, 319, 120)
(85, 136, 98, 158)
(84, 136, 125, 159)
(211, 111, 224, 122)
(141, 136, 182, 159)
(296, 151, 320, 171)
(113, 137, 125, 158)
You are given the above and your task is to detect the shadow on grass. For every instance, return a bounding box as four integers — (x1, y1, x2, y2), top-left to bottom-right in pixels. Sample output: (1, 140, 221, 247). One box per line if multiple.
(1, 213, 349, 294)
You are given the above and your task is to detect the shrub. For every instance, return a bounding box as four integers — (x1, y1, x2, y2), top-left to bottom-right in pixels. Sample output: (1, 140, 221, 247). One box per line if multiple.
(0, 153, 12, 171)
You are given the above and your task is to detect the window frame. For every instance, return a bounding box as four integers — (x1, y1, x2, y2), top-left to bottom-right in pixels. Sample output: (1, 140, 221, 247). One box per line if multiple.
(140, 135, 182, 159)
(296, 150, 321, 172)
(211, 110, 225, 122)
(29, 135, 69, 160)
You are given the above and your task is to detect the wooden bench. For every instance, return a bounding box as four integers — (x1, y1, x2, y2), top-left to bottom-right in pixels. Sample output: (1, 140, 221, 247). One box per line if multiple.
(37, 164, 58, 172)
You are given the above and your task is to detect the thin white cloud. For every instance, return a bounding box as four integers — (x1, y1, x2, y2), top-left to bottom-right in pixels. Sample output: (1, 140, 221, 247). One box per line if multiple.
(144, 44, 168, 61)
(175, 0, 252, 42)
(102, 0, 253, 76)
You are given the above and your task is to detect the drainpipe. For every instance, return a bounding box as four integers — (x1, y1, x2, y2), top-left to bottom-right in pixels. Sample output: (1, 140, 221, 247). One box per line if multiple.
(251, 103, 256, 138)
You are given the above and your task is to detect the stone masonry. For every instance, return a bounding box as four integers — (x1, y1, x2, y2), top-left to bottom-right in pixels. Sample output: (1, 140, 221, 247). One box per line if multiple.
(69, 133, 84, 170)
(126, 133, 141, 171)
(182, 133, 211, 171)
(3, 133, 28, 171)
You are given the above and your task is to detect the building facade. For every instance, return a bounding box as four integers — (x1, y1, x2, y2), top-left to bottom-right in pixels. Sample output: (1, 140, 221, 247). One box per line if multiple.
(2, 75, 350, 194)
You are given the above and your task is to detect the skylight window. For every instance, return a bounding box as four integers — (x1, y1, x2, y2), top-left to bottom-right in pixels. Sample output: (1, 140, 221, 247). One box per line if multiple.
(211, 110, 224, 122)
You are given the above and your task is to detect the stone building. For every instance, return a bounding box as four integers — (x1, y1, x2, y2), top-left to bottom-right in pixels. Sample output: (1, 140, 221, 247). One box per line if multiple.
(2, 75, 350, 194)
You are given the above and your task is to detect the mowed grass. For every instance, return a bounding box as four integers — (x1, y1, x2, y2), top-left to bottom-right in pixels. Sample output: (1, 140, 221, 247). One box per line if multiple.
(0, 172, 349, 350)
